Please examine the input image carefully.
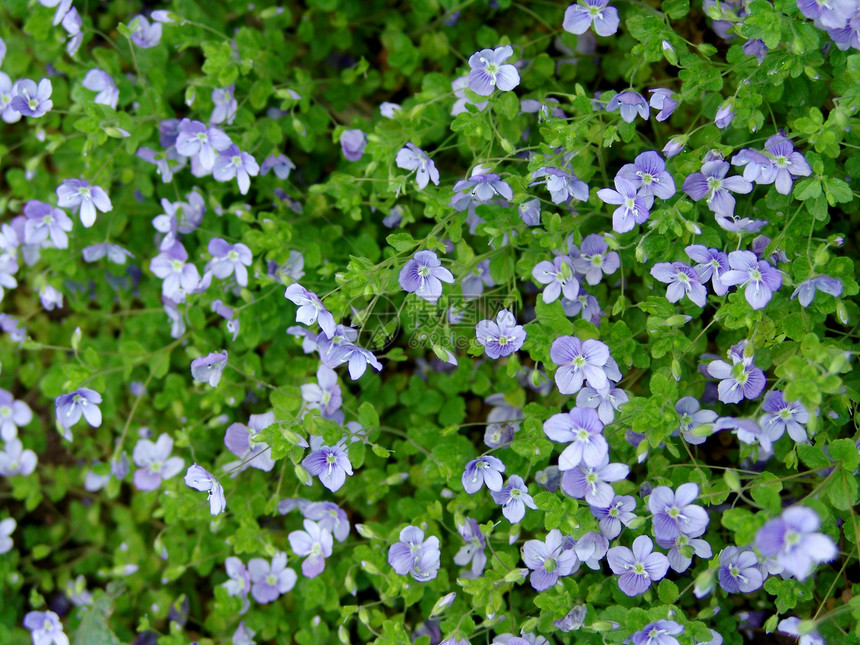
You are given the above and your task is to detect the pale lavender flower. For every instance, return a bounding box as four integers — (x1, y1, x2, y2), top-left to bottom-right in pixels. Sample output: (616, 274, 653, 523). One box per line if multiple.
(531, 167, 589, 204)
(318, 331, 383, 380)
(0, 518, 16, 554)
(682, 156, 753, 218)
(731, 148, 775, 184)
(301, 365, 343, 422)
(606, 91, 649, 123)
(755, 506, 837, 580)
(398, 250, 454, 304)
(468, 45, 520, 96)
(718, 546, 763, 593)
(763, 134, 812, 194)
(260, 153, 296, 180)
(83, 243, 133, 264)
(721, 250, 782, 310)
(11, 78, 52, 118)
(651, 262, 707, 307)
(23, 611, 68, 645)
(284, 283, 336, 338)
(606, 535, 670, 596)
(760, 390, 809, 443)
(0, 390, 33, 441)
(388, 525, 441, 581)
(150, 243, 200, 302)
(685, 245, 730, 296)
(522, 529, 579, 591)
(617, 150, 677, 201)
(532, 255, 579, 304)
(0, 72, 22, 123)
(222, 557, 251, 612)
(302, 442, 353, 492)
(576, 386, 628, 424)
(213, 145, 259, 195)
(715, 213, 769, 233)
(598, 176, 651, 233)
(649, 483, 709, 540)
(591, 494, 637, 539)
(232, 621, 256, 645)
(62, 8, 83, 55)
(519, 198, 541, 225)
(129, 15, 162, 48)
(715, 416, 780, 453)
(212, 300, 239, 341)
(396, 143, 440, 190)
(191, 351, 228, 387)
(451, 75, 489, 115)
(553, 605, 587, 632)
(630, 620, 683, 645)
(380, 102, 402, 117)
(210, 85, 237, 125)
(791, 276, 843, 307)
(82, 69, 118, 109)
(674, 396, 717, 445)
(777, 617, 826, 645)
(132, 434, 184, 490)
(56, 179, 112, 228)
(289, 519, 333, 578)
(491, 475, 537, 523)
(563, 0, 620, 36)
(574, 530, 610, 569)
(461, 259, 495, 299)
(454, 517, 487, 577)
(560, 455, 629, 507)
(707, 340, 766, 404)
(184, 464, 226, 515)
(55, 388, 102, 429)
(662, 136, 686, 158)
(550, 335, 613, 394)
(450, 164, 513, 210)
(714, 99, 735, 129)
(462, 455, 506, 493)
(340, 129, 366, 161)
(0, 438, 38, 476)
(175, 118, 232, 171)
(543, 407, 607, 470)
(573, 234, 620, 285)
(248, 552, 297, 603)
(302, 501, 350, 542)
(649, 88, 678, 121)
(561, 290, 602, 324)
(476, 310, 526, 359)
(744, 39, 768, 63)
(208, 238, 252, 287)
(224, 412, 276, 475)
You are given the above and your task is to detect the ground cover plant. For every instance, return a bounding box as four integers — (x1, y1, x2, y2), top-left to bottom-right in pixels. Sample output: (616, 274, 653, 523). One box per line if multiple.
(0, 0, 859, 644)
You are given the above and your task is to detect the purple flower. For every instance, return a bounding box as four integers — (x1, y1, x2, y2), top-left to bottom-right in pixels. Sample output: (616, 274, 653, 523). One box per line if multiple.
(184, 464, 226, 515)
(576, 385, 628, 424)
(674, 396, 717, 445)
(340, 129, 366, 161)
(606, 535, 670, 596)
(388, 525, 441, 581)
(55, 388, 102, 429)
(224, 412, 276, 474)
(791, 276, 843, 307)
(462, 259, 495, 300)
(598, 176, 650, 233)
(718, 546, 763, 593)
(82, 69, 118, 109)
(56, 179, 113, 228)
(213, 145, 260, 195)
(714, 99, 735, 129)
(222, 557, 251, 612)
(731, 148, 775, 184)
(0, 438, 38, 476)
(462, 455, 506, 494)
(208, 238, 252, 287)
(743, 39, 768, 63)
(260, 153, 296, 180)
(451, 164, 514, 210)
(83, 243, 133, 265)
(302, 442, 353, 492)
(396, 143, 440, 190)
(476, 309, 526, 359)
(454, 518, 487, 577)
(662, 136, 686, 158)
(284, 284, 336, 339)
(531, 167, 589, 204)
(651, 262, 707, 307)
(777, 617, 826, 645)
(233, 621, 255, 645)
(301, 365, 343, 422)
(617, 150, 677, 201)
(648, 482, 709, 541)
(0, 518, 16, 554)
(0, 389, 32, 441)
(518, 198, 541, 226)
(798, 0, 855, 28)
(0, 72, 22, 123)
(574, 530, 610, 569)
(685, 245, 729, 296)
(302, 501, 350, 542)
(175, 119, 232, 171)
(763, 134, 812, 194)
(721, 250, 782, 310)
(132, 434, 184, 490)
(606, 91, 649, 123)
(522, 529, 579, 591)
(532, 256, 579, 304)
(468, 45, 520, 96)
(682, 156, 753, 218)
(289, 519, 333, 578)
(191, 351, 228, 387)
(150, 242, 201, 302)
(553, 605, 587, 633)
(561, 455, 629, 507)
(561, 290, 602, 325)
(11, 78, 52, 118)
(550, 335, 613, 394)
(211, 85, 237, 125)
(318, 331, 383, 380)
(23, 611, 68, 645)
(491, 475, 537, 523)
(630, 620, 683, 645)
(380, 101, 401, 117)
(755, 506, 837, 580)
(451, 75, 489, 115)
(657, 533, 712, 573)
(63, 9, 83, 54)
(707, 340, 766, 404)
(648, 88, 678, 121)
(760, 390, 809, 443)
(129, 14, 162, 47)
(573, 234, 620, 285)
(543, 407, 607, 469)
(591, 494, 637, 539)
(212, 300, 240, 342)
(398, 250, 454, 304)
(248, 552, 297, 603)
(716, 416, 781, 453)
(562, 0, 620, 37)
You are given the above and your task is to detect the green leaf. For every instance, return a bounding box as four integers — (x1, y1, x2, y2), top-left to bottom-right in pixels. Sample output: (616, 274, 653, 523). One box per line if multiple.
(829, 438, 860, 471)
(657, 579, 679, 604)
(827, 467, 859, 511)
(797, 444, 831, 469)
(74, 594, 127, 645)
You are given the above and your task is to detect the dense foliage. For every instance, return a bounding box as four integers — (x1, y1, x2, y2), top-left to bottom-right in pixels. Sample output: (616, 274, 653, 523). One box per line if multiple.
(1, 0, 859, 644)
